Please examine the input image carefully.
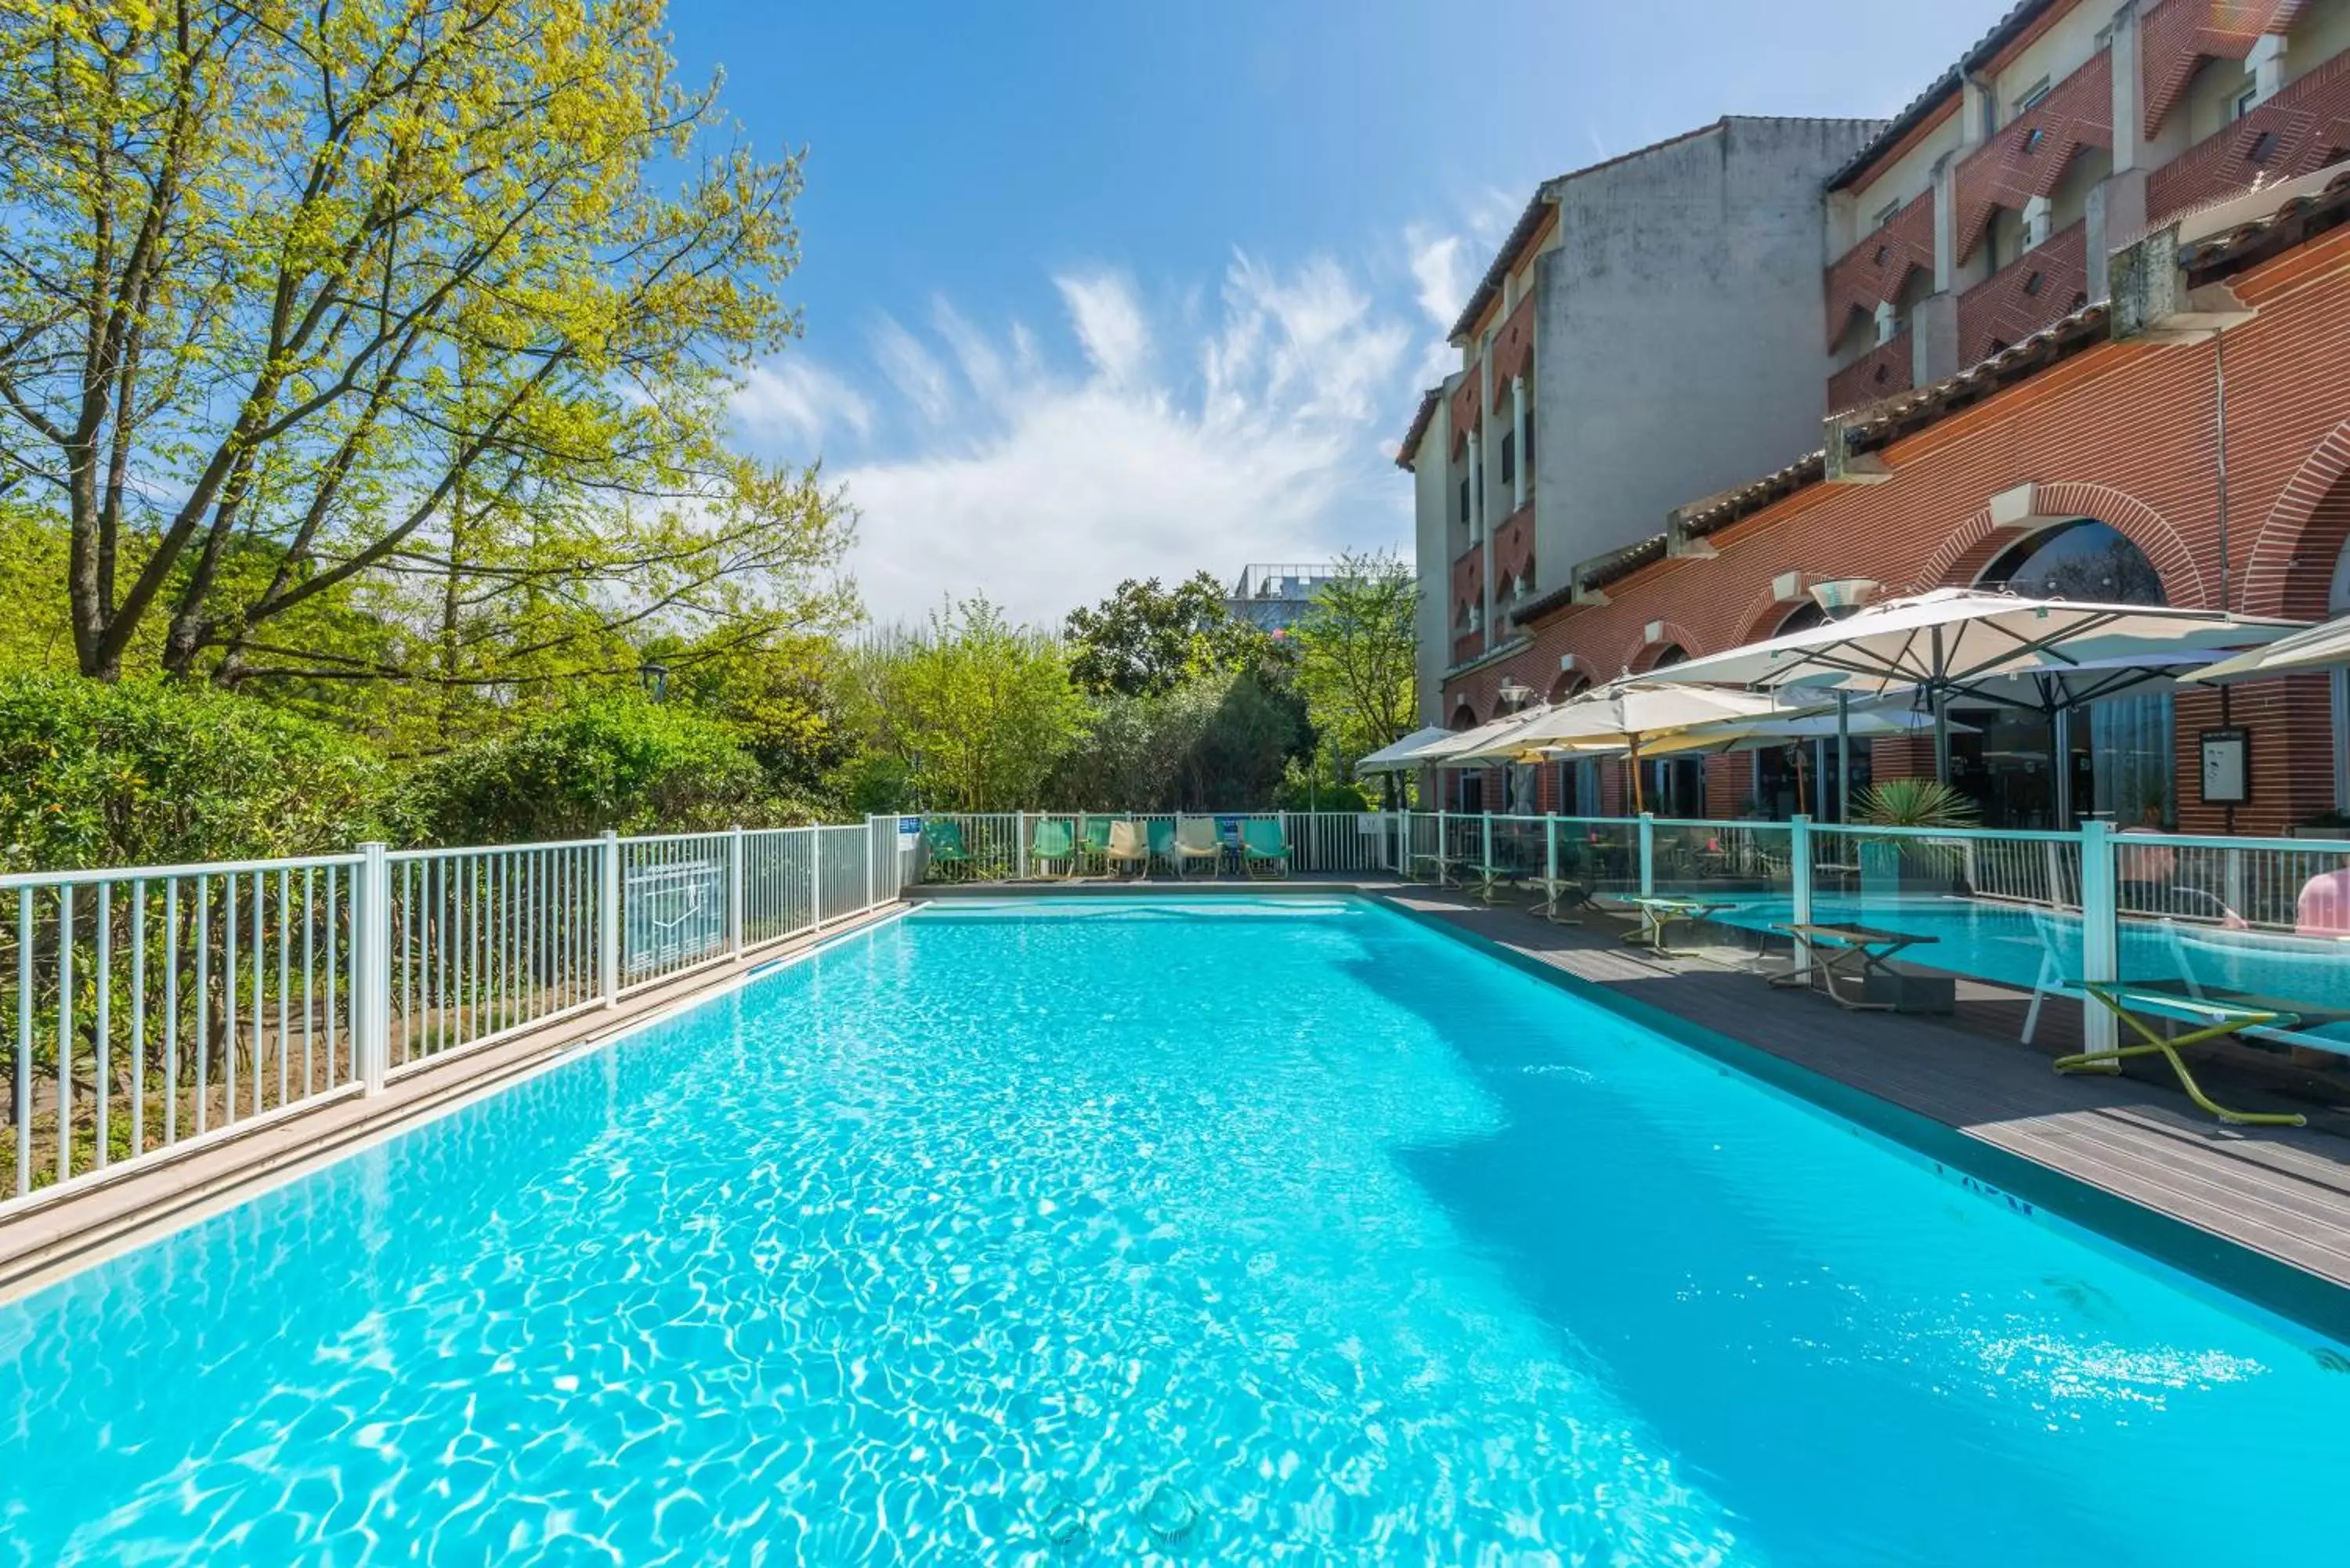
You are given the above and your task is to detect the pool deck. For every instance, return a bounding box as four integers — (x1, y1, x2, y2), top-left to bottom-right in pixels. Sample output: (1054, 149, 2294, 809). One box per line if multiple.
(929, 873, 2350, 1305)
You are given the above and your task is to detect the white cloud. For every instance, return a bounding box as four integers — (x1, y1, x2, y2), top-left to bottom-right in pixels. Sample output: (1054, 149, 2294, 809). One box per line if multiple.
(1404, 225, 1470, 331)
(818, 254, 1416, 627)
(1055, 272, 1153, 387)
(870, 315, 954, 423)
(731, 358, 873, 446)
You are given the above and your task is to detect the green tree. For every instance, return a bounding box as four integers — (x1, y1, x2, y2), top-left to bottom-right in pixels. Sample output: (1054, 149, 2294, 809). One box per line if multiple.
(407, 692, 780, 844)
(0, 675, 387, 872)
(1048, 668, 1307, 811)
(1064, 572, 1267, 697)
(0, 0, 850, 695)
(848, 598, 1092, 811)
(1294, 551, 1417, 772)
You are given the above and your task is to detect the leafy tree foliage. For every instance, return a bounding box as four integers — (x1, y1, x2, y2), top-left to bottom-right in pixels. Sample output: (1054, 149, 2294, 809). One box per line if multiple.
(1049, 670, 1307, 811)
(0, 675, 387, 872)
(1293, 551, 1417, 774)
(407, 693, 788, 844)
(1064, 572, 1267, 698)
(0, 0, 851, 696)
(841, 598, 1093, 811)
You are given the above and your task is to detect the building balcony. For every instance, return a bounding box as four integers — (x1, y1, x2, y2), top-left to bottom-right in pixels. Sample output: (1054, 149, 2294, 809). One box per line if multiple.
(1493, 503, 1536, 598)
(1952, 49, 2112, 266)
(2146, 50, 2350, 227)
(1956, 221, 2088, 367)
(1452, 631, 1486, 668)
(1824, 189, 1935, 349)
(1827, 328, 1912, 414)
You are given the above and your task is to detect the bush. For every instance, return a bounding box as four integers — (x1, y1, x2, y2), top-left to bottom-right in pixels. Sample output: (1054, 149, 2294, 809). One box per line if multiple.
(0, 675, 389, 873)
(409, 695, 786, 843)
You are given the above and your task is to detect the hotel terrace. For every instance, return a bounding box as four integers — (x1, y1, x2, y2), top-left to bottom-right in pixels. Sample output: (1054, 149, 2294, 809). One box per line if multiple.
(1400, 0, 2350, 836)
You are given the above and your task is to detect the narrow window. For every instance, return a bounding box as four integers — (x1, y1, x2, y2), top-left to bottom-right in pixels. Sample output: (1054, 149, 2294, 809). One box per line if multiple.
(1499, 431, 1515, 486)
(2248, 130, 2280, 164)
(2023, 270, 2045, 297)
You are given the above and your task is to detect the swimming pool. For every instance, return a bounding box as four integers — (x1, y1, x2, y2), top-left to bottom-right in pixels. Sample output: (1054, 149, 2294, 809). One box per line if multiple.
(0, 895, 2342, 1563)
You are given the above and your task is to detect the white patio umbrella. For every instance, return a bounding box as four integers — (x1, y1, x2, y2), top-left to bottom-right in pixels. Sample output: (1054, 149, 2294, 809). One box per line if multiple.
(1629, 702, 1968, 817)
(2180, 616, 2350, 684)
(1505, 680, 1784, 813)
(1412, 703, 1556, 768)
(1631, 588, 2303, 785)
(1353, 725, 1460, 774)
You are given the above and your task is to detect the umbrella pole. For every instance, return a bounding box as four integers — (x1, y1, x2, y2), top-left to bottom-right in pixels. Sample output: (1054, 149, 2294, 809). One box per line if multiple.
(1794, 742, 1809, 817)
(1836, 692, 1852, 824)
(1627, 732, 1645, 815)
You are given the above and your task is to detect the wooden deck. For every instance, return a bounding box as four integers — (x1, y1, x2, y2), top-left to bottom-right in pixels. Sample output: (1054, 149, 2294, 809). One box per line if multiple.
(1377, 887, 2350, 1332)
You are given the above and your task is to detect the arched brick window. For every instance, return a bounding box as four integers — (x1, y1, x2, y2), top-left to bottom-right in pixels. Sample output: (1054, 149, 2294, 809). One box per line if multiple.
(1978, 519, 2166, 605)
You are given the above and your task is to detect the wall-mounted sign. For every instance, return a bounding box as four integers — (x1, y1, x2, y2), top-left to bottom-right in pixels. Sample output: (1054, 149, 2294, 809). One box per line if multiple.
(2199, 728, 2250, 805)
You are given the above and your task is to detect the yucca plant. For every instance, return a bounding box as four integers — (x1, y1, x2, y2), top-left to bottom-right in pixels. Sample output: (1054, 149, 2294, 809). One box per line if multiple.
(1855, 779, 1981, 829)
(1855, 779, 1980, 883)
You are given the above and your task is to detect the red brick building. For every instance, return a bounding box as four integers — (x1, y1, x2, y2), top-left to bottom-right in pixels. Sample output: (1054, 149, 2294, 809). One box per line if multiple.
(1402, 0, 2350, 836)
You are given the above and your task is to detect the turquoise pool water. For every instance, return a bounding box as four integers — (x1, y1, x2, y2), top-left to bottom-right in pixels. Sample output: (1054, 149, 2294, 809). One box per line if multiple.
(1, 895, 2344, 1564)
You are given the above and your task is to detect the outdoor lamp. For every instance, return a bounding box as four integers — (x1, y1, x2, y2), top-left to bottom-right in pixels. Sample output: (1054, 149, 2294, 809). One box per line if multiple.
(1499, 678, 1534, 710)
(638, 659, 669, 701)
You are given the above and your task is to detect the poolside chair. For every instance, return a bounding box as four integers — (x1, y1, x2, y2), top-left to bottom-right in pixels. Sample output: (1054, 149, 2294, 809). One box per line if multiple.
(1146, 818, 1179, 878)
(1172, 815, 1223, 879)
(1240, 818, 1290, 879)
(920, 818, 977, 883)
(1029, 816, 1077, 879)
(1105, 820, 1150, 880)
(1076, 815, 1116, 877)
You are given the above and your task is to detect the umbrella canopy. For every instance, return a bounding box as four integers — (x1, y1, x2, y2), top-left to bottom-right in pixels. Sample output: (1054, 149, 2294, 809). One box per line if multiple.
(1633, 587, 2304, 782)
(1423, 704, 1560, 767)
(2182, 616, 2350, 685)
(1506, 681, 1784, 812)
(1353, 725, 1460, 774)
(1630, 701, 1961, 756)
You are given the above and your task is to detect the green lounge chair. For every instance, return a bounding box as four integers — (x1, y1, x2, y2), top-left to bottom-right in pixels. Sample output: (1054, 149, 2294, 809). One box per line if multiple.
(1241, 818, 1290, 879)
(1076, 815, 1116, 876)
(920, 818, 977, 882)
(1029, 817, 1077, 878)
(1146, 818, 1180, 878)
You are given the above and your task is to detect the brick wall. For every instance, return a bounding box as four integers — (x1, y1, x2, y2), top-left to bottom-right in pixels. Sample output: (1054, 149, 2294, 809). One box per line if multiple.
(1956, 221, 2088, 365)
(2146, 50, 2350, 226)
(1441, 224, 2350, 836)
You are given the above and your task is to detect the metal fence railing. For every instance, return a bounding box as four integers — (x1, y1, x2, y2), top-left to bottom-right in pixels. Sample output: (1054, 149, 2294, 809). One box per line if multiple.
(904, 811, 1404, 881)
(1, 820, 907, 1216)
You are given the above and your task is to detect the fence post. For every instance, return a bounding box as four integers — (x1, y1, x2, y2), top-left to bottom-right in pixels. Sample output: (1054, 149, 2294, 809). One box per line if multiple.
(1543, 814, 1558, 887)
(728, 824, 745, 958)
(1638, 813, 1656, 898)
(356, 841, 390, 1093)
(809, 826, 823, 927)
(1481, 811, 1493, 874)
(1435, 807, 1447, 883)
(599, 830, 620, 1007)
(2080, 820, 2119, 1057)
(1789, 814, 1813, 983)
(866, 817, 879, 912)
(1015, 811, 1029, 880)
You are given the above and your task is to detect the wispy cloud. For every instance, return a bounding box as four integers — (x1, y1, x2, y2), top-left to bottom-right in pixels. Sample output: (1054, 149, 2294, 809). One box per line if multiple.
(731, 359, 873, 446)
(767, 257, 1415, 627)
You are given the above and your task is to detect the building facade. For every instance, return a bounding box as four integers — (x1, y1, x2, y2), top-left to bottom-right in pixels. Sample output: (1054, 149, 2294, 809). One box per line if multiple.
(1401, 116, 1886, 717)
(1226, 564, 1347, 632)
(1401, 0, 2350, 836)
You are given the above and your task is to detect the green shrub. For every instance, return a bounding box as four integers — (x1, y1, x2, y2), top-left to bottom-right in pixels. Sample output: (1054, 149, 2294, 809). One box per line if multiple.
(0, 675, 389, 873)
(410, 695, 783, 843)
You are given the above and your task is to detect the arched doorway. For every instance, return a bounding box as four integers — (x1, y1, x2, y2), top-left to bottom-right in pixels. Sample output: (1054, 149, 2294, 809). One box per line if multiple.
(1960, 520, 2173, 828)
(1549, 672, 1597, 815)
(1636, 645, 1706, 816)
(1979, 518, 2167, 605)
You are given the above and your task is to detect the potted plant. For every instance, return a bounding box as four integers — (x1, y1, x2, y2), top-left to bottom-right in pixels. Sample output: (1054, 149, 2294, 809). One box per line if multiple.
(1854, 779, 1981, 896)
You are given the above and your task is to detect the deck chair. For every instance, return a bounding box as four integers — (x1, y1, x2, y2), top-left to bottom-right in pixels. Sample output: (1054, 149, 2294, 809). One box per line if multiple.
(1105, 820, 1150, 880)
(1029, 817, 1077, 878)
(1240, 818, 1290, 879)
(1075, 815, 1116, 877)
(1172, 815, 1223, 879)
(1146, 818, 1180, 878)
(920, 818, 977, 883)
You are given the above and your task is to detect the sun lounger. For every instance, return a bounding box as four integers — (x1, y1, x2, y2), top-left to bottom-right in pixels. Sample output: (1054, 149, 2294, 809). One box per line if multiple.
(920, 818, 976, 883)
(1146, 818, 1180, 877)
(1172, 816, 1222, 879)
(1076, 815, 1116, 876)
(1105, 820, 1149, 879)
(1029, 817, 1077, 878)
(1240, 818, 1290, 879)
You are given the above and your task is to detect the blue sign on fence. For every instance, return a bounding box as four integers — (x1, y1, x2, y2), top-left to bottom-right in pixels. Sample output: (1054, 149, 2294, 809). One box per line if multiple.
(898, 816, 922, 839)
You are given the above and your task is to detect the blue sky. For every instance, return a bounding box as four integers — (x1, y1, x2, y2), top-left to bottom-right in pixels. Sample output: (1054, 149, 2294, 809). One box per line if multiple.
(667, 1, 1990, 626)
